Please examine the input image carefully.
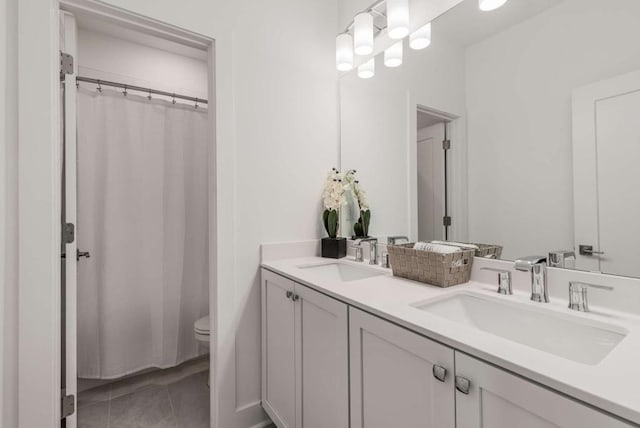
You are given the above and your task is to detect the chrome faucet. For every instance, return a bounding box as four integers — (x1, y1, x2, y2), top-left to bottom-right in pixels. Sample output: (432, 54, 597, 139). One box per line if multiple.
(354, 237, 378, 265)
(515, 256, 549, 303)
(568, 282, 614, 312)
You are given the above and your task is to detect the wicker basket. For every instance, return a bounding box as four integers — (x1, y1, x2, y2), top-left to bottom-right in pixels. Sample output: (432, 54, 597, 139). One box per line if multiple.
(387, 243, 475, 287)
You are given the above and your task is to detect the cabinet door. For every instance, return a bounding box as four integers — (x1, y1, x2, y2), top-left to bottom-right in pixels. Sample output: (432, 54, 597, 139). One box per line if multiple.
(261, 270, 296, 428)
(349, 308, 455, 428)
(294, 284, 349, 428)
(455, 352, 634, 428)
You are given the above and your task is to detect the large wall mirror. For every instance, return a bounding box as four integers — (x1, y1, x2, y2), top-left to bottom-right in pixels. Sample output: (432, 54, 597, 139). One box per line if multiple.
(339, 0, 640, 278)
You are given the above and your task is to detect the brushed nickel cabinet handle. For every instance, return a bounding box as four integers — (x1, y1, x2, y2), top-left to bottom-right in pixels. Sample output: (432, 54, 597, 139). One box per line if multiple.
(432, 365, 447, 383)
(455, 376, 471, 395)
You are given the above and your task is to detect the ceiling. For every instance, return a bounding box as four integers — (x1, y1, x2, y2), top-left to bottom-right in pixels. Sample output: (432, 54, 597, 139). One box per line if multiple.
(433, 0, 564, 47)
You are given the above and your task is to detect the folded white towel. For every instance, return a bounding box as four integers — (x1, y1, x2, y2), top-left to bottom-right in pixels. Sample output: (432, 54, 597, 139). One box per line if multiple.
(413, 242, 461, 254)
(431, 240, 479, 250)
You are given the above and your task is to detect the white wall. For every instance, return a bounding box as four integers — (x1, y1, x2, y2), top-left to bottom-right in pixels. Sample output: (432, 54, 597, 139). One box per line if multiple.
(232, 0, 338, 412)
(465, 0, 640, 260)
(77, 28, 208, 100)
(10, 0, 339, 427)
(1, 0, 19, 425)
(340, 34, 466, 239)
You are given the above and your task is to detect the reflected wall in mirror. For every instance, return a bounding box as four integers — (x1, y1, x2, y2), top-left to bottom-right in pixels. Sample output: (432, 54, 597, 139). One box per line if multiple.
(339, 0, 640, 278)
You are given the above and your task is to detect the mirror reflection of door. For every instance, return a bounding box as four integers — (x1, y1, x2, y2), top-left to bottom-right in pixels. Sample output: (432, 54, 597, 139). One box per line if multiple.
(573, 70, 640, 277)
(417, 109, 447, 242)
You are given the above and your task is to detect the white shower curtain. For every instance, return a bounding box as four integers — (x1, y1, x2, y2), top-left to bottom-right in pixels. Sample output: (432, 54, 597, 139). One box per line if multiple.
(77, 89, 209, 379)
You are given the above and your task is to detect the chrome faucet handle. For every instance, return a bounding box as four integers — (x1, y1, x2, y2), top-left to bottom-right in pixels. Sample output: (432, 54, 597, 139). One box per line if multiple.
(568, 282, 614, 312)
(515, 256, 549, 303)
(353, 245, 364, 262)
(380, 248, 391, 268)
(480, 268, 513, 295)
(368, 239, 379, 265)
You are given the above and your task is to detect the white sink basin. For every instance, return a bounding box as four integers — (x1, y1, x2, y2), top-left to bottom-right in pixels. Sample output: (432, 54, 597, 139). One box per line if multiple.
(413, 293, 627, 365)
(298, 262, 385, 282)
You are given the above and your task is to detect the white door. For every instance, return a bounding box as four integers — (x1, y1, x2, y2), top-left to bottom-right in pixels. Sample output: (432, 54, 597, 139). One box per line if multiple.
(417, 122, 445, 242)
(455, 352, 632, 428)
(573, 70, 640, 276)
(60, 11, 78, 428)
(294, 284, 349, 428)
(349, 308, 455, 428)
(261, 270, 296, 428)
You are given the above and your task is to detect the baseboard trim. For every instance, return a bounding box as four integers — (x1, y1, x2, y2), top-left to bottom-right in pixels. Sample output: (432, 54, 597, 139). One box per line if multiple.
(236, 399, 261, 413)
(250, 419, 273, 428)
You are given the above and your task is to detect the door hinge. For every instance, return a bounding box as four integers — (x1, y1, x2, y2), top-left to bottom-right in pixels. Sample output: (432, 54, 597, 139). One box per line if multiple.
(63, 223, 75, 245)
(443, 216, 452, 227)
(442, 139, 451, 151)
(61, 393, 75, 419)
(60, 52, 74, 78)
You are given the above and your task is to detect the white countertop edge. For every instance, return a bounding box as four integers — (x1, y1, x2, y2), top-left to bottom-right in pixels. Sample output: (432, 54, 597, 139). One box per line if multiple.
(261, 257, 640, 426)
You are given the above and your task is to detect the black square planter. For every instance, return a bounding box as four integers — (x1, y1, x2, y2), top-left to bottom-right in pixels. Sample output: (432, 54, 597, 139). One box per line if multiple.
(322, 238, 347, 259)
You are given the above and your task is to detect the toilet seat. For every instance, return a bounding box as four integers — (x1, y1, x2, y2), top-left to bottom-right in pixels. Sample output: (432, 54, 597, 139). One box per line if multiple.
(194, 316, 211, 343)
(195, 315, 210, 333)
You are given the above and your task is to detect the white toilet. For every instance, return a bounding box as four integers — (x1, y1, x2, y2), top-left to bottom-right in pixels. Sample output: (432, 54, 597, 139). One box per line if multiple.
(194, 315, 211, 386)
(194, 315, 211, 349)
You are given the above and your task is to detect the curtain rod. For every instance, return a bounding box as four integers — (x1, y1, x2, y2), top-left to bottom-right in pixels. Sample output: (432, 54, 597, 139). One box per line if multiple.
(76, 76, 208, 105)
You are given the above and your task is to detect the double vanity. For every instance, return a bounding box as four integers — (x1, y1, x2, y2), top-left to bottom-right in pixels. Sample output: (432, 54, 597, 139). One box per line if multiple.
(260, 243, 640, 428)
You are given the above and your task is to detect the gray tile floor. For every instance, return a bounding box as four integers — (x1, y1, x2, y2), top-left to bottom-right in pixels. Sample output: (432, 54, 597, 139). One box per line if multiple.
(78, 358, 210, 428)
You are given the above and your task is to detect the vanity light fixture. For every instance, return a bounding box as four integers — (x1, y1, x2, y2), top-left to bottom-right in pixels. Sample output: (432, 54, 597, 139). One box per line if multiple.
(479, 0, 508, 11)
(409, 22, 432, 50)
(354, 12, 374, 55)
(384, 41, 403, 67)
(358, 57, 375, 79)
(387, 0, 410, 39)
(336, 33, 354, 71)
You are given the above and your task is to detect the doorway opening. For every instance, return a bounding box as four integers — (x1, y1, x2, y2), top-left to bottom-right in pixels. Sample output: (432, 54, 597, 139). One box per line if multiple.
(59, 4, 215, 427)
(416, 107, 451, 241)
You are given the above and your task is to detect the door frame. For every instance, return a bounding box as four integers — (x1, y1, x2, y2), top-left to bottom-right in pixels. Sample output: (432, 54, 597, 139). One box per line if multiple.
(60, 11, 79, 427)
(408, 100, 468, 243)
(17, 1, 221, 426)
(572, 69, 640, 273)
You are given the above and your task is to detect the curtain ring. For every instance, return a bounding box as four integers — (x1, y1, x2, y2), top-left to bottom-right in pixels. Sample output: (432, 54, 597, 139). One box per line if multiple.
(172, 94, 176, 105)
(123, 85, 128, 97)
(147, 90, 152, 101)
(97, 80, 102, 93)
(194, 98, 199, 109)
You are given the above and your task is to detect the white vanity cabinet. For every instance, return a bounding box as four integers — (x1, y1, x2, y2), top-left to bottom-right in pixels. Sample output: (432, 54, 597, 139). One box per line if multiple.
(261, 269, 349, 428)
(262, 269, 634, 428)
(455, 352, 633, 428)
(349, 307, 456, 428)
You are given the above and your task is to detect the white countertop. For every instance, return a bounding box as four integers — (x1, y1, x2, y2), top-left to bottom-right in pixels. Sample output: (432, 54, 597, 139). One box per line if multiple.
(261, 256, 640, 426)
